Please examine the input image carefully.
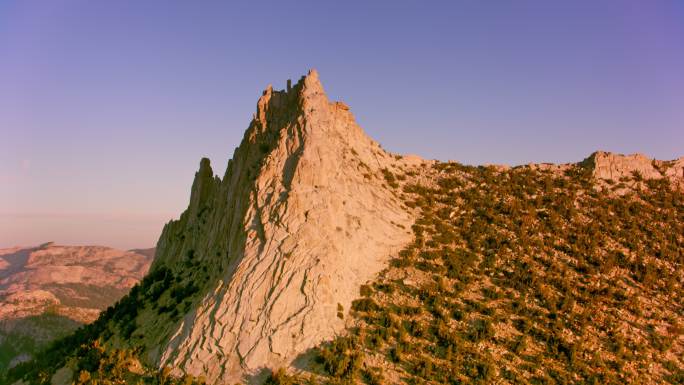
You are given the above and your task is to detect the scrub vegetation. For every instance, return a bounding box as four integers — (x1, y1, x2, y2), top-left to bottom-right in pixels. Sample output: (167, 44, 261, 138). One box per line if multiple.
(5, 161, 683, 384)
(280, 162, 684, 384)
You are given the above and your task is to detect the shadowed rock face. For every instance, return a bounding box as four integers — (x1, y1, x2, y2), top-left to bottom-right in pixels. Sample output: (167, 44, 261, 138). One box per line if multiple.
(141, 70, 418, 383)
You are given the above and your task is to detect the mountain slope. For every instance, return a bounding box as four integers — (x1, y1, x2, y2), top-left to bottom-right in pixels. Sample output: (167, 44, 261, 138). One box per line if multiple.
(300, 159, 683, 384)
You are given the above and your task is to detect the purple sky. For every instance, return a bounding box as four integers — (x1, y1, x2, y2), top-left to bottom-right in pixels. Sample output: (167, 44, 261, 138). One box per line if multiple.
(1, 1, 683, 249)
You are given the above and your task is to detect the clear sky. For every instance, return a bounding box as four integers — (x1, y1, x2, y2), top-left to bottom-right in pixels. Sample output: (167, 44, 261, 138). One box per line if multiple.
(1, 1, 683, 249)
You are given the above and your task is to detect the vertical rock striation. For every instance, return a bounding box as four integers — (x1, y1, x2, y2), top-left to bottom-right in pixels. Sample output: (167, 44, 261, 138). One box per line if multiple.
(147, 70, 415, 383)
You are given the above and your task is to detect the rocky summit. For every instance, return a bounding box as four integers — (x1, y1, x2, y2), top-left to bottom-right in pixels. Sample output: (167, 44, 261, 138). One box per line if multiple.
(153, 69, 417, 382)
(6, 71, 683, 385)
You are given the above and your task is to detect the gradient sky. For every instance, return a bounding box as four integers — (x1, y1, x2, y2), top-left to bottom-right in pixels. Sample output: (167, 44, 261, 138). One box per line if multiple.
(1, 1, 683, 249)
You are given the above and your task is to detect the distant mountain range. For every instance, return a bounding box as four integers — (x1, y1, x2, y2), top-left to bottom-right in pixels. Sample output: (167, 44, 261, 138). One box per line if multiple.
(0, 243, 154, 372)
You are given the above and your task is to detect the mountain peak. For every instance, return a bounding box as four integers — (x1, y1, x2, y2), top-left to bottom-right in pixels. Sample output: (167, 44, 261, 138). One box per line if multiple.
(254, 69, 328, 128)
(301, 68, 324, 96)
(140, 71, 416, 383)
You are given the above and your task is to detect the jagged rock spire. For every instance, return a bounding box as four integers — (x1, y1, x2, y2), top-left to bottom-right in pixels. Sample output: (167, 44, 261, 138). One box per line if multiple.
(187, 158, 217, 213)
(143, 71, 419, 384)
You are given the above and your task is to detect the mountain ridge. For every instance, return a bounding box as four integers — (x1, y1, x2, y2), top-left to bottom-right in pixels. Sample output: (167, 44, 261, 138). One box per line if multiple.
(6, 70, 683, 385)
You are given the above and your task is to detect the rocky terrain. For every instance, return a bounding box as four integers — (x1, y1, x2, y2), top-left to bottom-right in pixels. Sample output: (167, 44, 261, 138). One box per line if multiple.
(5, 71, 683, 385)
(0, 243, 153, 372)
(306, 157, 683, 384)
(583, 151, 684, 188)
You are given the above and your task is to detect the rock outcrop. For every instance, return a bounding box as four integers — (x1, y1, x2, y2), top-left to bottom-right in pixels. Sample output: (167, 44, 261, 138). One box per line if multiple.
(582, 151, 684, 184)
(657, 156, 684, 188)
(144, 70, 417, 383)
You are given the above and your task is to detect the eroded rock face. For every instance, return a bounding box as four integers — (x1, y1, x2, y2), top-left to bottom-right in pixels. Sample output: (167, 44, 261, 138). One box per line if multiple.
(583, 151, 669, 181)
(150, 70, 416, 383)
(657, 157, 684, 188)
(575, 151, 684, 192)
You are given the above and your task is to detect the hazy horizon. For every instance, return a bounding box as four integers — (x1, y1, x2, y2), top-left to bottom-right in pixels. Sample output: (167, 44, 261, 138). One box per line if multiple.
(2, 1, 683, 249)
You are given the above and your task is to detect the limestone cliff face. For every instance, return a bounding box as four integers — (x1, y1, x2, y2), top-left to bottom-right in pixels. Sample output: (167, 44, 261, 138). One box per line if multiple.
(150, 70, 415, 383)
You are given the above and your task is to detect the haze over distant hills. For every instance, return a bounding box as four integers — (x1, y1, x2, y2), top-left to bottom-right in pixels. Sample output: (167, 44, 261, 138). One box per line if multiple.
(0, 242, 154, 372)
